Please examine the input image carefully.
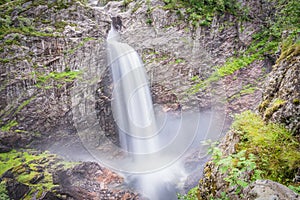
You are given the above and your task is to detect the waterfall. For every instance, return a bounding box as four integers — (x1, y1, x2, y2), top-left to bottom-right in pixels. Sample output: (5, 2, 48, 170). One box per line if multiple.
(106, 24, 225, 200)
(107, 25, 158, 154)
(106, 24, 183, 200)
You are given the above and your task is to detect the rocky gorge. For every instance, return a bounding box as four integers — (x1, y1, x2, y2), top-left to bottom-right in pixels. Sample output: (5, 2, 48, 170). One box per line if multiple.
(0, 0, 299, 199)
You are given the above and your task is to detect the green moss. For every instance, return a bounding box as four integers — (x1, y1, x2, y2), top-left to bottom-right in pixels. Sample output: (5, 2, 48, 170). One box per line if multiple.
(1, 26, 54, 40)
(175, 58, 185, 64)
(0, 149, 78, 199)
(240, 86, 256, 95)
(4, 33, 21, 45)
(0, 120, 18, 132)
(0, 0, 75, 40)
(54, 20, 68, 31)
(188, 34, 278, 94)
(293, 99, 300, 105)
(264, 98, 286, 119)
(277, 42, 300, 63)
(288, 185, 300, 194)
(259, 99, 270, 112)
(32, 70, 82, 89)
(188, 0, 300, 95)
(233, 111, 300, 184)
(0, 58, 10, 63)
(15, 96, 36, 114)
(226, 84, 257, 102)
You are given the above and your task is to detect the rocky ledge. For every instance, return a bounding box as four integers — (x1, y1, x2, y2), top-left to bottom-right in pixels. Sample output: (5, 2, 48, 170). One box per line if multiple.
(0, 149, 138, 200)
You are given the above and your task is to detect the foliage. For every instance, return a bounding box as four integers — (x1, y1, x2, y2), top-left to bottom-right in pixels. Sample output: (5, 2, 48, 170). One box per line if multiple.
(288, 185, 300, 194)
(277, 41, 300, 63)
(199, 111, 299, 198)
(0, 181, 9, 200)
(188, 0, 299, 94)
(188, 33, 279, 94)
(0, 0, 89, 40)
(211, 148, 262, 196)
(177, 186, 199, 200)
(232, 111, 300, 184)
(163, 0, 243, 27)
(0, 14, 53, 40)
(269, 0, 300, 36)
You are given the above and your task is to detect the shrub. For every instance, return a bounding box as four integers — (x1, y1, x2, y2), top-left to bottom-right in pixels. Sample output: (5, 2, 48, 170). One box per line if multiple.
(232, 111, 300, 184)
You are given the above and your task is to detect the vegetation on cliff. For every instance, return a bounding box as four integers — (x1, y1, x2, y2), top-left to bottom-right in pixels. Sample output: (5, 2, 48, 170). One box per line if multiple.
(177, 0, 300, 198)
(232, 111, 300, 185)
(0, 149, 77, 199)
(163, 0, 242, 27)
(179, 111, 300, 199)
(187, 0, 299, 93)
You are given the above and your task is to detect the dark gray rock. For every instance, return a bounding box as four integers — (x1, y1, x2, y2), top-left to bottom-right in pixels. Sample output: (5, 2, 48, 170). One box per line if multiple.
(40, 191, 63, 200)
(243, 180, 300, 200)
(0, 144, 12, 153)
(6, 179, 30, 200)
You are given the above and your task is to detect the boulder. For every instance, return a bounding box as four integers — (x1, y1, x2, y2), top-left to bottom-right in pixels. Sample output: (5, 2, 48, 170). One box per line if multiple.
(243, 180, 299, 200)
(53, 162, 138, 199)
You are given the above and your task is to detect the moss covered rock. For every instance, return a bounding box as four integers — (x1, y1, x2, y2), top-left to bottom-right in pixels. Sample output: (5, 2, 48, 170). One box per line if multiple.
(259, 42, 300, 135)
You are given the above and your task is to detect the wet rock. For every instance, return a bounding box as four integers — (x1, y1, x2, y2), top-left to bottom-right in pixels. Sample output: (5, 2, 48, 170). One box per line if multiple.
(40, 191, 63, 200)
(0, 131, 32, 149)
(1, 170, 14, 179)
(0, 144, 11, 153)
(243, 180, 299, 200)
(53, 162, 139, 200)
(6, 179, 30, 200)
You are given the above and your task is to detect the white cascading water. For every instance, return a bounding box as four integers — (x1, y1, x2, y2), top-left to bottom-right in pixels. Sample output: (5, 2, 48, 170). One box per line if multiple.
(106, 23, 224, 200)
(107, 24, 158, 154)
(107, 24, 183, 199)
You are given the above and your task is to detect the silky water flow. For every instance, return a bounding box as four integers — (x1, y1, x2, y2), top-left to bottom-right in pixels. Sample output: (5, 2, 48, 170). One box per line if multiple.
(106, 24, 224, 199)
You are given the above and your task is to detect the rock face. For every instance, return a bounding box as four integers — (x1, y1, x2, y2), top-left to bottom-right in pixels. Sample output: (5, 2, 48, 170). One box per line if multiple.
(243, 180, 299, 200)
(114, 0, 268, 113)
(196, 35, 300, 200)
(259, 43, 300, 135)
(0, 150, 138, 200)
(53, 162, 138, 200)
(0, 0, 270, 149)
(6, 180, 30, 200)
(0, 131, 32, 152)
(0, 0, 111, 148)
